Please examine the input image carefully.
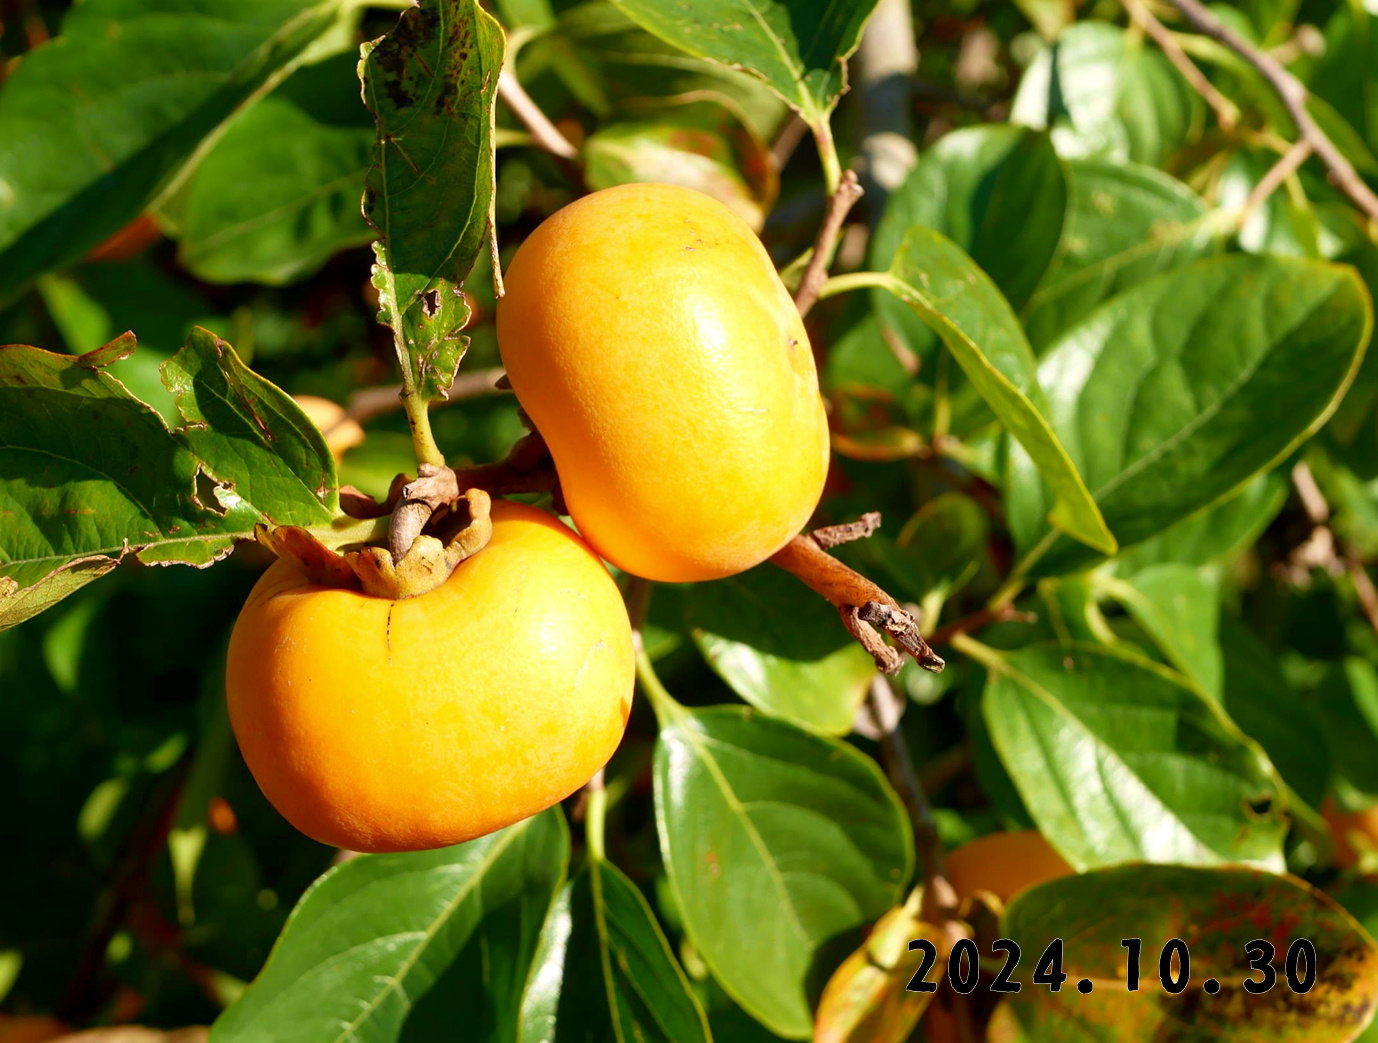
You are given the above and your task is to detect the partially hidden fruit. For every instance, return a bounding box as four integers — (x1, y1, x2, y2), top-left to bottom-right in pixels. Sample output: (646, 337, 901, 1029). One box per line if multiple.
(293, 394, 364, 461)
(226, 501, 634, 852)
(944, 830, 1074, 905)
(0, 1016, 68, 1043)
(1323, 796, 1378, 870)
(497, 182, 830, 583)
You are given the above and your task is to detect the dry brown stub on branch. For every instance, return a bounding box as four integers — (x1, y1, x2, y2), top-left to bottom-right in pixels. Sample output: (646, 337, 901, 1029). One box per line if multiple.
(769, 514, 946, 675)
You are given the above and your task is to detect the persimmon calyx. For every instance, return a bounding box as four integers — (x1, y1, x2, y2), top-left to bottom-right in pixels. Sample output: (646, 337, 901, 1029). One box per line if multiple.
(254, 487, 494, 599)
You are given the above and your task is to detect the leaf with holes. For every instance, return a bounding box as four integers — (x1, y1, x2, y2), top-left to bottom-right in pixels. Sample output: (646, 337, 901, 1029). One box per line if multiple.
(978, 641, 1287, 871)
(213, 808, 568, 1043)
(654, 704, 913, 1039)
(0, 330, 336, 630)
(361, 0, 505, 401)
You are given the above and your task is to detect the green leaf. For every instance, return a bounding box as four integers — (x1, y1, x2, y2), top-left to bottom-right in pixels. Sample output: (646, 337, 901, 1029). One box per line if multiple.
(682, 566, 874, 736)
(654, 704, 912, 1039)
(1316, 658, 1378, 803)
(1023, 158, 1219, 350)
(878, 227, 1115, 556)
(977, 641, 1287, 871)
(1104, 564, 1223, 698)
(606, 0, 881, 125)
(1008, 255, 1372, 576)
(993, 864, 1378, 1042)
(1011, 22, 1200, 166)
(361, 0, 505, 402)
(583, 97, 776, 232)
(518, 857, 711, 1043)
(0, 0, 341, 304)
(1112, 471, 1287, 574)
(162, 328, 340, 520)
(214, 808, 568, 1043)
(0, 330, 335, 629)
(871, 126, 1068, 321)
(551, 3, 788, 139)
(1218, 616, 1330, 812)
(176, 53, 375, 285)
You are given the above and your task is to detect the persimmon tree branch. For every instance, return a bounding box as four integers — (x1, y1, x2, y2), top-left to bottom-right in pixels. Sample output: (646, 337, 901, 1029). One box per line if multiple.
(1123, 0, 1238, 131)
(770, 519, 945, 674)
(1241, 139, 1313, 222)
(1286, 461, 1378, 639)
(865, 676, 963, 947)
(793, 169, 865, 318)
(1165, 0, 1378, 223)
(345, 366, 507, 425)
(498, 68, 579, 161)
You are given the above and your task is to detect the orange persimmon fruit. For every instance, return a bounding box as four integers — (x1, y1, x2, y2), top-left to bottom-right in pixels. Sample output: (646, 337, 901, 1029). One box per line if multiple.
(292, 394, 365, 461)
(944, 829, 1075, 905)
(226, 501, 634, 852)
(496, 182, 829, 582)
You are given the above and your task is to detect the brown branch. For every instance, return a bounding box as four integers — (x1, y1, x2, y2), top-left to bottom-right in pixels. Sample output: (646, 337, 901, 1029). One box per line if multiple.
(770, 523, 945, 673)
(1241, 139, 1313, 222)
(770, 113, 810, 171)
(344, 366, 507, 426)
(1124, 0, 1238, 131)
(867, 677, 964, 949)
(927, 603, 1036, 647)
(498, 68, 580, 162)
(793, 169, 865, 318)
(1285, 462, 1378, 640)
(810, 511, 883, 548)
(1166, 0, 1378, 223)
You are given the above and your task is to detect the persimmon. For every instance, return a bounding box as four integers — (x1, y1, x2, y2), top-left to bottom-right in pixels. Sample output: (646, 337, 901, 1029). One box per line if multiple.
(1323, 796, 1378, 870)
(944, 830, 1074, 905)
(0, 1016, 68, 1043)
(225, 501, 634, 852)
(292, 394, 364, 461)
(496, 182, 829, 582)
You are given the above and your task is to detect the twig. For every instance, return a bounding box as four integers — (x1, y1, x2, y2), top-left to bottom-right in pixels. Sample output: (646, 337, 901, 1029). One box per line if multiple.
(770, 113, 810, 171)
(867, 677, 964, 949)
(769, 522, 945, 674)
(498, 69, 579, 162)
(793, 170, 865, 318)
(345, 366, 506, 426)
(927, 603, 1036, 646)
(1124, 0, 1238, 132)
(1284, 462, 1378, 639)
(1241, 139, 1314, 223)
(1166, 0, 1378, 223)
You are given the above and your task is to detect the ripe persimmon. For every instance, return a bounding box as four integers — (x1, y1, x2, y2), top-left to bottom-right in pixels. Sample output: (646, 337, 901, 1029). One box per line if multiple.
(1323, 796, 1378, 871)
(496, 182, 829, 582)
(944, 830, 1074, 905)
(292, 394, 364, 461)
(226, 501, 634, 852)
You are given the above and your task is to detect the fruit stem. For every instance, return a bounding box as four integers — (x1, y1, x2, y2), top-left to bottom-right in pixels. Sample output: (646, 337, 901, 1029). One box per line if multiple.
(815, 270, 893, 300)
(635, 644, 684, 726)
(585, 768, 607, 861)
(812, 118, 843, 197)
(947, 632, 1007, 674)
(400, 388, 446, 469)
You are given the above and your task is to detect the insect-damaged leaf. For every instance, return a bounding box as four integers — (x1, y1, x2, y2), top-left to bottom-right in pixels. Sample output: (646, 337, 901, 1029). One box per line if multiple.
(361, 0, 505, 402)
(0, 330, 337, 630)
